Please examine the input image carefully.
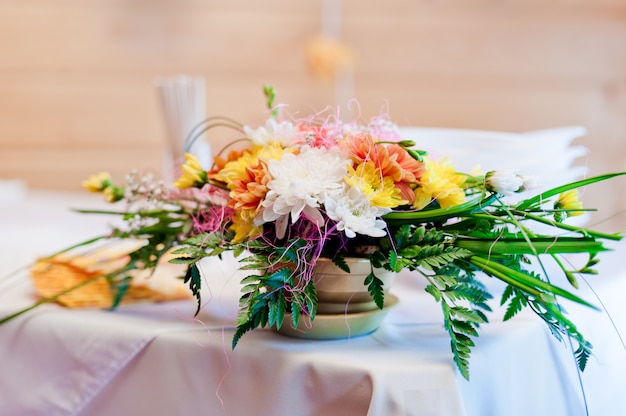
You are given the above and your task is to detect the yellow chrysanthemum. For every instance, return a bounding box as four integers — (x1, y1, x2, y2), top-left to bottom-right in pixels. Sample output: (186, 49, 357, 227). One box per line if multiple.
(102, 185, 125, 202)
(214, 144, 287, 189)
(174, 153, 207, 189)
(345, 162, 407, 209)
(82, 172, 112, 193)
(413, 157, 466, 210)
(554, 189, 583, 221)
(230, 209, 263, 243)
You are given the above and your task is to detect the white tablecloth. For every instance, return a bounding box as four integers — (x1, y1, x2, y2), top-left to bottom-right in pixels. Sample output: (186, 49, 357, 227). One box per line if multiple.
(1, 190, 625, 416)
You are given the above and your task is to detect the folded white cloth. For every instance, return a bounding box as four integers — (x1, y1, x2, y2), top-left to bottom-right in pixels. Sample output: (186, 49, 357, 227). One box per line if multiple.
(398, 125, 588, 192)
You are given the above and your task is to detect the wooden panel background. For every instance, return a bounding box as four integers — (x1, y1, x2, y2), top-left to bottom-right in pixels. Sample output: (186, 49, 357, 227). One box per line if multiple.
(0, 0, 624, 230)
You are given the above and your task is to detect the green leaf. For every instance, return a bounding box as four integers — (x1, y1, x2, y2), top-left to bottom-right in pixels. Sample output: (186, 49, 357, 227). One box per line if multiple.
(265, 268, 293, 290)
(388, 250, 400, 272)
(304, 281, 318, 320)
(450, 333, 473, 381)
(290, 300, 302, 328)
(171, 246, 207, 257)
(232, 245, 247, 259)
(450, 306, 486, 324)
(412, 225, 426, 243)
(431, 273, 458, 289)
(110, 275, 132, 310)
(364, 271, 385, 309)
(232, 319, 255, 349)
(575, 341, 592, 371)
(268, 292, 287, 329)
(240, 283, 260, 293)
(384, 194, 498, 224)
(516, 172, 626, 210)
(240, 274, 261, 285)
(182, 233, 212, 247)
(470, 256, 597, 309)
(398, 246, 421, 258)
(393, 225, 412, 246)
(183, 264, 202, 316)
(331, 255, 350, 273)
(450, 319, 479, 337)
(263, 84, 278, 117)
(168, 256, 199, 265)
(455, 237, 609, 255)
(500, 285, 514, 305)
(424, 284, 442, 302)
(502, 289, 527, 321)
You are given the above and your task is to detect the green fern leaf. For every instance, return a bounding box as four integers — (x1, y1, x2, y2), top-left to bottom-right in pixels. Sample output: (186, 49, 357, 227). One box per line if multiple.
(424, 284, 442, 302)
(168, 256, 199, 265)
(395, 225, 413, 247)
(450, 306, 486, 324)
(398, 246, 421, 258)
(364, 271, 385, 309)
(331, 255, 350, 273)
(232, 320, 253, 349)
(290, 299, 302, 328)
(268, 292, 287, 329)
(304, 281, 318, 320)
(503, 290, 527, 321)
(183, 264, 202, 316)
(450, 319, 479, 337)
(500, 285, 514, 305)
(170, 246, 207, 258)
(575, 341, 592, 371)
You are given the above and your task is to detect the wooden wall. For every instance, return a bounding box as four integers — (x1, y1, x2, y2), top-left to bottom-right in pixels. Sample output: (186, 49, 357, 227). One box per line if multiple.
(0, 0, 624, 230)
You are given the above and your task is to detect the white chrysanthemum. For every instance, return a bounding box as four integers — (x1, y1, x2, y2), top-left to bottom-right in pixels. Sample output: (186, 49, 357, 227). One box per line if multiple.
(258, 146, 350, 238)
(486, 169, 524, 196)
(243, 118, 301, 147)
(325, 187, 389, 238)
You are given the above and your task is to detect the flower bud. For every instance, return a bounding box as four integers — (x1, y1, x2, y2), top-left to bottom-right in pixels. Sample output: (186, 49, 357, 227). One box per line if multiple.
(485, 170, 524, 196)
(82, 172, 112, 193)
(554, 189, 583, 222)
(397, 139, 416, 148)
(103, 186, 125, 203)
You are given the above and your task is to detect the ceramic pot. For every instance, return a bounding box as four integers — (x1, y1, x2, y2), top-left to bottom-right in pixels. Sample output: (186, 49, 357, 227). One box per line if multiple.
(275, 257, 398, 339)
(313, 257, 396, 314)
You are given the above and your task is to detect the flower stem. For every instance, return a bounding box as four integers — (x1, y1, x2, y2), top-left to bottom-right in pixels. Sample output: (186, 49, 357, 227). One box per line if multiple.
(0, 273, 107, 325)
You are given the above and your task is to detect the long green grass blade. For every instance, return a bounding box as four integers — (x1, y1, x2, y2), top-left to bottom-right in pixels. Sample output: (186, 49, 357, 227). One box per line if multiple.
(470, 256, 597, 309)
(516, 172, 626, 210)
(384, 194, 498, 224)
(456, 237, 609, 255)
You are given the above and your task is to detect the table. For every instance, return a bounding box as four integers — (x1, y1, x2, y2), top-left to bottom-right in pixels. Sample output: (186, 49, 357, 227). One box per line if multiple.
(1, 189, 625, 415)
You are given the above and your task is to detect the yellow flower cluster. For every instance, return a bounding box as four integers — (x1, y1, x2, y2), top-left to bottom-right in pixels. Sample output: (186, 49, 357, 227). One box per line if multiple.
(412, 157, 466, 210)
(554, 189, 583, 221)
(345, 162, 407, 208)
(81, 172, 123, 203)
(173, 154, 207, 189)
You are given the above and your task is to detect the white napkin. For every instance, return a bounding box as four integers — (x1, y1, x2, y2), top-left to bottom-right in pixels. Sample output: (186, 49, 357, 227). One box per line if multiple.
(0, 179, 26, 203)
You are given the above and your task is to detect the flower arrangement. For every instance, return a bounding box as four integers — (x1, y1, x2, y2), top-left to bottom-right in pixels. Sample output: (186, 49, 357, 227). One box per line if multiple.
(2, 86, 624, 380)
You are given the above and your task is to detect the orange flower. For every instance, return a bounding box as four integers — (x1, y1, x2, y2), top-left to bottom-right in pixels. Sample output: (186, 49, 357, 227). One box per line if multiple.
(387, 144, 424, 183)
(345, 134, 424, 183)
(228, 159, 271, 213)
(208, 149, 246, 182)
(345, 133, 377, 163)
(345, 134, 402, 181)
